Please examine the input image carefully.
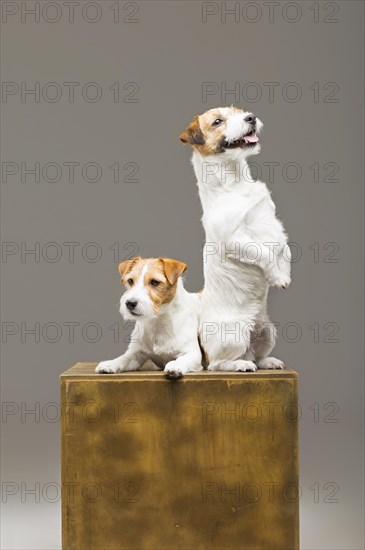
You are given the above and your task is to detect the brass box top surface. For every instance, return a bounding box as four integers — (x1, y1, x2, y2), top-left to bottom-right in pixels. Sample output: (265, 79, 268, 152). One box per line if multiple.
(61, 363, 299, 550)
(61, 362, 298, 380)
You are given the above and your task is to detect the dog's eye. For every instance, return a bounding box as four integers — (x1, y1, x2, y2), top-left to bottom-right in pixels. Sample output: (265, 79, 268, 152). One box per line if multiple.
(127, 278, 134, 285)
(150, 279, 160, 287)
(212, 118, 223, 127)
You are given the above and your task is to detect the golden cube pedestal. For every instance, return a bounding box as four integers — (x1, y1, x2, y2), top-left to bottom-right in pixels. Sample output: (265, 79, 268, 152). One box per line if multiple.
(61, 363, 299, 549)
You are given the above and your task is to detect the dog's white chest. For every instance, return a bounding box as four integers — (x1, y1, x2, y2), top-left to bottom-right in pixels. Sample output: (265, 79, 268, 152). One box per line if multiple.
(140, 318, 180, 359)
(152, 337, 177, 358)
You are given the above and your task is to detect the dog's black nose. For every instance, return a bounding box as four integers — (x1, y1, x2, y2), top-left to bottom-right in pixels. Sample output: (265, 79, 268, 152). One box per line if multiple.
(244, 114, 256, 125)
(126, 300, 137, 311)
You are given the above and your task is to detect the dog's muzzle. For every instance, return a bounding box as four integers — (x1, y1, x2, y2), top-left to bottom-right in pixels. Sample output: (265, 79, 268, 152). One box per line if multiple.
(223, 130, 259, 150)
(222, 113, 260, 150)
(125, 300, 140, 316)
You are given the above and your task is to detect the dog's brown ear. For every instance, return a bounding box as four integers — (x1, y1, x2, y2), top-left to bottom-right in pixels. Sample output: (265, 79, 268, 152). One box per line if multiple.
(159, 258, 187, 285)
(119, 256, 141, 277)
(179, 116, 205, 145)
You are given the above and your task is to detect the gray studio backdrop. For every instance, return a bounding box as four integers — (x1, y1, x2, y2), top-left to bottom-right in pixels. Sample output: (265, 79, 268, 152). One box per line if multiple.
(1, 1, 364, 548)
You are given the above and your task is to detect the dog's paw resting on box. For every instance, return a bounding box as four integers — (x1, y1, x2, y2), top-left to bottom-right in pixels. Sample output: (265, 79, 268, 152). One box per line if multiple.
(95, 257, 203, 379)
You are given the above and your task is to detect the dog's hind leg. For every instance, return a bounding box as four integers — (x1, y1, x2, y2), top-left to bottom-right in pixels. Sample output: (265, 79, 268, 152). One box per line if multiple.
(256, 356, 284, 369)
(252, 323, 284, 369)
(204, 323, 257, 372)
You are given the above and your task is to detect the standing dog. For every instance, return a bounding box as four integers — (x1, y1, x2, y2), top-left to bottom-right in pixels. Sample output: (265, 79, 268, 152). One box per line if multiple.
(180, 106, 291, 372)
(96, 257, 203, 379)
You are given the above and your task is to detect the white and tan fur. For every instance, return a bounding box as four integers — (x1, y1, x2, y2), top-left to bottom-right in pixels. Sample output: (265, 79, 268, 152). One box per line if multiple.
(180, 106, 291, 372)
(95, 257, 203, 378)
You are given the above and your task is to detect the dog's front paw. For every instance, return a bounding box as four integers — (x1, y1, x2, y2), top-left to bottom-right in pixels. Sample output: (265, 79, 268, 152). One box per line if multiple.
(235, 360, 257, 372)
(164, 361, 184, 380)
(208, 360, 257, 372)
(95, 360, 122, 374)
(267, 272, 291, 290)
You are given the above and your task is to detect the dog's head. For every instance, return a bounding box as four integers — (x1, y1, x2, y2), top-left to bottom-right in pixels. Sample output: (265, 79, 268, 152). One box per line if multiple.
(179, 106, 263, 158)
(118, 257, 187, 320)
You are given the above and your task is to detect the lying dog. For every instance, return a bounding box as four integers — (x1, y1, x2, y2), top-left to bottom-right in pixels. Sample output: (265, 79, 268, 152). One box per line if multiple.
(180, 106, 291, 372)
(95, 256, 203, 378)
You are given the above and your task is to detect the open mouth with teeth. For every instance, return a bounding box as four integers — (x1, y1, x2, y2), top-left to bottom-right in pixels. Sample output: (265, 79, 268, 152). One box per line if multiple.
(223, 131, 259, 149)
